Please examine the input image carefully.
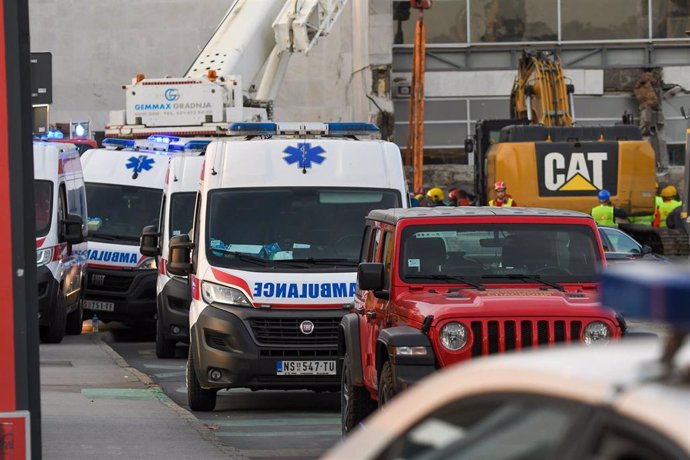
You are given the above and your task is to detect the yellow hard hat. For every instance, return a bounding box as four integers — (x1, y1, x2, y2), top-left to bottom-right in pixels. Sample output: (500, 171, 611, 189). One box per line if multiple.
(660, 185, 677, 198)
(426, 187, 444, 203)
(414, 194, 424, 201)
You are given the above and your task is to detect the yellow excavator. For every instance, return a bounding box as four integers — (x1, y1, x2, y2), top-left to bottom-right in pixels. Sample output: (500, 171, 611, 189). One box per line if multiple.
(466, 51, 686, 255)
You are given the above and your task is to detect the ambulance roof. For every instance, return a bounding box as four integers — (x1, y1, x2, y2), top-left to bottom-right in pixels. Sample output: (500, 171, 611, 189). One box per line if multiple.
(166, 153, 204, 194)
(81, 148, 171, 188)
(202, 138, 405, 190)
(33, 141, 80, 181)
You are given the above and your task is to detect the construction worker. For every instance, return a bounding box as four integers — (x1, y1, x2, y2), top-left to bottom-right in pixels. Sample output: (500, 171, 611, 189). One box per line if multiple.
(628, 183, 661, 226)
(591, 189, 628, 227)
(653, 185, 682, 228)
(426, 187, 447, 207)
(449, 188, 473, 206)
(489, 181, 516, 207)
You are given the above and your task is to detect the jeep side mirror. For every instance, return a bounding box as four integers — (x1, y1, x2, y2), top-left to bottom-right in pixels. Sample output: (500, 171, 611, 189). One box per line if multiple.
(168, 234, 194, 276)
(642, 245, 653, 255)
(62, 214, 84, 244)
(140, 225, 160, 257)
(358, 262, 385, 291)
(464, 137, 474, 153)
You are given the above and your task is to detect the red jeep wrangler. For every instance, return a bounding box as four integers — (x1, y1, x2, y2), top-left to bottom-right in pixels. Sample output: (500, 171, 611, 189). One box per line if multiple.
(339, 207, 625, 432)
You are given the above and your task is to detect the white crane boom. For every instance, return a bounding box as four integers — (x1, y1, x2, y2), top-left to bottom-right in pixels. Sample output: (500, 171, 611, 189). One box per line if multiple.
(106, 0, 347, 138)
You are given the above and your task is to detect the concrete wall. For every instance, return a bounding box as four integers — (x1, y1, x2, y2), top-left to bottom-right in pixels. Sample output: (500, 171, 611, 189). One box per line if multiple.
(29, 0, 393, 131)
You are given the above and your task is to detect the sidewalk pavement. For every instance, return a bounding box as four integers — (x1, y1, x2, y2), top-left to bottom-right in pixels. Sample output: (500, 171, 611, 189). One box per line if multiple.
(40, 330, 248, 460)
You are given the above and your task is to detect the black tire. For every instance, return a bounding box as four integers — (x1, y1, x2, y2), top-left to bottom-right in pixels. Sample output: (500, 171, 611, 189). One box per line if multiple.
(377, 360, 396, 407)
(65, 296, 83, 336)
(341, 352, 376, 434)
(186, 343, 217, 411)
(40, 292, 67, 344)
(155, 318, 177, 359)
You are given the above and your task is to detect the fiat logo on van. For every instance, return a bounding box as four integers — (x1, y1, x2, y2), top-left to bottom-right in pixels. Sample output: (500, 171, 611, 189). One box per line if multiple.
(299, 320, 315, 335)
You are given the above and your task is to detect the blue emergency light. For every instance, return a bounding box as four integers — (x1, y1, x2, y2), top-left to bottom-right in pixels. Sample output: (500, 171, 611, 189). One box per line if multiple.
(326, 122, 379, 135)
(45, 129, 64, 139)
(600, 263, 690, 330)
(227, 122, 278, 136)
(184, 140, 211, 151)
(102, 138, 136, 149)
(147, 135, 181, 144)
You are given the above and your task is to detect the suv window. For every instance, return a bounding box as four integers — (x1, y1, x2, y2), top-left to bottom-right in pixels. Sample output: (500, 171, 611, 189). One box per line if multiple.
(382, 231, 393, 288)
(379, 394, 586, 460)
(360, 225, 373, 262)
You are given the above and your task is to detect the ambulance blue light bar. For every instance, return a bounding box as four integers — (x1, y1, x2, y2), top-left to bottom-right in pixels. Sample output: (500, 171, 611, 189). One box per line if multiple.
(600, 263, 690, 330)
(103, 138, 136, 149)
(326, 122, 379, 136)
(147, 135, 181, 144)
(184, 140, 211, 151)
(227, 122, 278, 136)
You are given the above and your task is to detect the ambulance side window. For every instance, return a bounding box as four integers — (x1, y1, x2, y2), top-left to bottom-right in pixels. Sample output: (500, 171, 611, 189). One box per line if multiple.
(57, 184, 67, 242)
(191, 192, 201, 268)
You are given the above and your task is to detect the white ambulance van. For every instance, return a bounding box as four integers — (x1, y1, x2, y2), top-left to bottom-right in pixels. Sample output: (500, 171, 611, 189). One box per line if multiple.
(80, 137, 180, 328)
(140, 150, 207, 358)
(165, 122, 408, 411)
(34, 141, 88, 343)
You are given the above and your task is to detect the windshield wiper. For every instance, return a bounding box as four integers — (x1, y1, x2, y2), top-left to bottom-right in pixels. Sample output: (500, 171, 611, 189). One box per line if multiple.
(481, 274, 565, 292)
(406, 274, 486, 291)
(211, 249, 270, 266)
(289, 258, 359, 266)
(91, 232, 139, 242)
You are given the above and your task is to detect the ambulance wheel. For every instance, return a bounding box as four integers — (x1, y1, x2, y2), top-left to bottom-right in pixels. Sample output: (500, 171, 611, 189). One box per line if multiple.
(156, 319, 177, 359)
(377, 360, 397, 407)
(40, 292, 67, 344)
(341, 351, 376, 434)
(187, 343, 217, 411)
(66, 297, 84, 335)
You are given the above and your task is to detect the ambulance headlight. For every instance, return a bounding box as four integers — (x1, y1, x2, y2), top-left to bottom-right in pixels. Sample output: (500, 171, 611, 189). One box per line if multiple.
(440, 322, 469, 351)
(201, 281, 252, 308)
(36, 248, 52, 267)
(583, 321, 611, 345)
(136, 257, 157, 271)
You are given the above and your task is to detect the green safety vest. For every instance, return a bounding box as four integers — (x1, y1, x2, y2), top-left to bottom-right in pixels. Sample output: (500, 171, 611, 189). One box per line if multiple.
(630, 195, 664, 226)
(658, 199, 682, 228)
(591, 204, 616, 227)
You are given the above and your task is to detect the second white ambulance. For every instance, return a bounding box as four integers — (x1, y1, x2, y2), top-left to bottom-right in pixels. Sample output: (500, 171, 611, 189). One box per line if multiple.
(167, 122, 408, 411)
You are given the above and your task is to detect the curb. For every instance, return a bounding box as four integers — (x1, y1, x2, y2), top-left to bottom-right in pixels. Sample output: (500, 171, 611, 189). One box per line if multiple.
(90, 333, 250, 460)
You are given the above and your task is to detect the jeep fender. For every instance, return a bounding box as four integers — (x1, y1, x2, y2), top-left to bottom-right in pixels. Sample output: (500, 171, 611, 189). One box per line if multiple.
(339, 313, 364, 386)
(376, 326, 436, 392)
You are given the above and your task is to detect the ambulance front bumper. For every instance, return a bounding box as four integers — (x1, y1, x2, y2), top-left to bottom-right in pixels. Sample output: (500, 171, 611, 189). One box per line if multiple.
(190, 303, 346, 391)
(83, 267, 157, 323)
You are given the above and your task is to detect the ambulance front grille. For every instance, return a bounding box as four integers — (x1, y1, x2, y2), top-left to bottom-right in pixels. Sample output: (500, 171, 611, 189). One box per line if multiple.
(249, 318, 340, 345)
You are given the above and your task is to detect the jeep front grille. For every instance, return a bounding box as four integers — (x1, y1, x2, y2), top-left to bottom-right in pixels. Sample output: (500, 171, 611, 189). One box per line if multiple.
(470, 319, 583, 357)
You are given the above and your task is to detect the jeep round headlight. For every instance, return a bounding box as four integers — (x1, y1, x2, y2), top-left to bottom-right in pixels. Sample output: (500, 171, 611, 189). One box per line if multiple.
(440, 322, 468, 351)
(583, 321, 611, 345)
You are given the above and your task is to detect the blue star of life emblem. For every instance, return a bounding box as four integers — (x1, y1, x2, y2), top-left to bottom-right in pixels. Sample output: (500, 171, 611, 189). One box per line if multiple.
(126, 155, 155, 179)
(283, 143, 326, 171)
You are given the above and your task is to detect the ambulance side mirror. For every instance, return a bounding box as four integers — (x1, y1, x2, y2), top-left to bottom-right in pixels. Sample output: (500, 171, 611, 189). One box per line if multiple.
(140, 225, 160, 257)
(62, 214, 85, 244)
(168, 234, 194, 276)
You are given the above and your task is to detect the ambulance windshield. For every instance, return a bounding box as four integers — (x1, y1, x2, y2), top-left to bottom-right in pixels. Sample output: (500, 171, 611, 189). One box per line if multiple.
(35, 180, 53, 237)
(206, 187, 401, 270)
(169, 192, 196, 238)
(86, 183, 163, 244)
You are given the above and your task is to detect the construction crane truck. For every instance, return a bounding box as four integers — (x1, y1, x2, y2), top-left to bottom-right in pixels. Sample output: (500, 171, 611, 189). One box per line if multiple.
(106, 0, 347, 138)
(466, 51, 686, 255)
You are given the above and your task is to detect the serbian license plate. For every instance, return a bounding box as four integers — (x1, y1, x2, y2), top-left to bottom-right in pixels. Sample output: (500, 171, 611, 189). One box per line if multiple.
(84, 300, 115, 312)
(276, 360, 336, 376)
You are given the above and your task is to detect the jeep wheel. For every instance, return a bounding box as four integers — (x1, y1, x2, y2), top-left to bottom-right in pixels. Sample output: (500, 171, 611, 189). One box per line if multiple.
(40, 292, 67, 344)
(155, 318, 177, 359)
(186, 343, 217, 411)
(66, 297, 84, 335)
(341, 352, 376, 434)
(378, 360, 396, 407)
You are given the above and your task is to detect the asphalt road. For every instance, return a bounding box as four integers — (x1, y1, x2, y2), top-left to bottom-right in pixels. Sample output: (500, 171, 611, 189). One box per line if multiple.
(102, 327, 342, 460)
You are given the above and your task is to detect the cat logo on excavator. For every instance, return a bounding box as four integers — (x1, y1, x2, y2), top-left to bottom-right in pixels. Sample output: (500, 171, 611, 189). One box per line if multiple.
(536, 142, 618, 196)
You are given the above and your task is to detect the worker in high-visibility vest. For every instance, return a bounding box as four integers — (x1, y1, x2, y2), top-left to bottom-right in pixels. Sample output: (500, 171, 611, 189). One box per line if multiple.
(653, 185, 682, 228)
(591, 189, 628, 227)
(489, 181, 516, 207)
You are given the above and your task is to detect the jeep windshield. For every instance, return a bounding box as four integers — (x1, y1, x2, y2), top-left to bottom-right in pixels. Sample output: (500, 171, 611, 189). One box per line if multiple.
(86, 183, 163, 244)
(400, 223, 601, 284)
(206, 187, 401, 271)
(35, 180, 53, 237)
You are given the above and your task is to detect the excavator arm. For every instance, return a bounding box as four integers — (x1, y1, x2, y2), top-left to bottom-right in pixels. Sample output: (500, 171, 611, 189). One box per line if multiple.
(510, 51, 575, 127)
